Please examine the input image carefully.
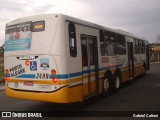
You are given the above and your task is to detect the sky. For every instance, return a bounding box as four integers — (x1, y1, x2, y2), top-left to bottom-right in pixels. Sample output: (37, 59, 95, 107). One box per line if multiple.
(0, 0, 160, 45)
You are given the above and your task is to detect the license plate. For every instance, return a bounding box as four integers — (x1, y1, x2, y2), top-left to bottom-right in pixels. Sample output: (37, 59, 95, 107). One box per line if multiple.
(24, 81, 33, 86)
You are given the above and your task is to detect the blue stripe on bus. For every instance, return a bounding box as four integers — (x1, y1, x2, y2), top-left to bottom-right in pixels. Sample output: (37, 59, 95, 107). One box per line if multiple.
(50, 74, 69, 79)
(6, 64, 123, 79)
(69, 72, 82, 78)
(16, 74, 35, 78)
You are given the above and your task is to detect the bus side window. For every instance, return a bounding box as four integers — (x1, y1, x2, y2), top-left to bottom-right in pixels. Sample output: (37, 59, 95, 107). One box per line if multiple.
(105, 31, 116, 56)
(89, 37, 95, 65)
(142, 41, 145, 53)
(139, 40, 145, 54)
(99, 30, 105, 56)
(134, 39, 139, 54)
(138, 40, 141, 54)
(139, 40, 141, 53)
(117, 34, 126, 55)
(81, 36, 88, 66)
(68, 22, 77, 57)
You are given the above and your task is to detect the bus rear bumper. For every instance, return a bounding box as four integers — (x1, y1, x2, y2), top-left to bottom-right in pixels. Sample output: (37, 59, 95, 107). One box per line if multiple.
(5, 86, 70, 103)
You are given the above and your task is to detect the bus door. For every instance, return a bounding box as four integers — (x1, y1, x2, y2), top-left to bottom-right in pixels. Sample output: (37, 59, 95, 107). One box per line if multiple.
(81, 35, 99, 98)
(127, 42, 134, 79)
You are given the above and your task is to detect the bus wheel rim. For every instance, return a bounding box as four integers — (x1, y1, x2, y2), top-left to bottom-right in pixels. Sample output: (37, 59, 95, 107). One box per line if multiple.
(115, 76, 120, 88)
(104, 78, 109, 91)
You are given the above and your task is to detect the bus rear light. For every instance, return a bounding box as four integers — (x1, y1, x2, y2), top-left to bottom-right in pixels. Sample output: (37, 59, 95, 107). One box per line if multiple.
(52, 77, 58, 83)
(5, 76, 9, 81)
(6, 69, 9, 74)
(25, 60, 30, 66)
(51, 69, 56, 75)
(109, 63, 115, 67)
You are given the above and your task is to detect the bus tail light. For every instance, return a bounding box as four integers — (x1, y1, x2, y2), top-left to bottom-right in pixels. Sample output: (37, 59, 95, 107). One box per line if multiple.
(109, 63, 115, 67)
(52, 77, 58, 83)
(6, 69, 9, 74)
(5, 69, 10, 82)
(25, 60, 30, 66)
(51, 69, 56, 75)
(5, 76, 9, 81)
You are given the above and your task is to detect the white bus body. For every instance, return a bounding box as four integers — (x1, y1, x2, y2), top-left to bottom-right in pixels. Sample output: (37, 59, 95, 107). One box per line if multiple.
(4, 14, 150, 103)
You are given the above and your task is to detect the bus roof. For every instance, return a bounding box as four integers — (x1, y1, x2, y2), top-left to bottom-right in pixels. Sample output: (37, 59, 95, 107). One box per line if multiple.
(64, 14, 148, 41)
(6, 13, 148, 41)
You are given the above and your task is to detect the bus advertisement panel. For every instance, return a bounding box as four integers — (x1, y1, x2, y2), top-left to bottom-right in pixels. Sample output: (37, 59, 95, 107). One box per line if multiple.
(5, 21, 32, 51)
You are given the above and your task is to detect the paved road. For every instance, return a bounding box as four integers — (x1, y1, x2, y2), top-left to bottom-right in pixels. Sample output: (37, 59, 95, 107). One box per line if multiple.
(0, 83, 4, 91)
(0, 63, 160, 120)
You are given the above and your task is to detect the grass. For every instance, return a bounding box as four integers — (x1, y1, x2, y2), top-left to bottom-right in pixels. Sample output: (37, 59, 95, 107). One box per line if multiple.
(0, 75, 4, 84)
(0, 78, 4, 84)
(0, 58, 4, 84)
(0, 66, 4, 84)
(0, 72, 4, 77)
(0, 65, 4, 77)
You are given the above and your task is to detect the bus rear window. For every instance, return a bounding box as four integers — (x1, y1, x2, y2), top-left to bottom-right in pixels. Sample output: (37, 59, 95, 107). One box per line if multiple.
(5, 21, 32, 51)
(32, 21, 45, 32)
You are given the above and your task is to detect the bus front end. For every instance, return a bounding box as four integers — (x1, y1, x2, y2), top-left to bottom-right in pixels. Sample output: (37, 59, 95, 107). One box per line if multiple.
(4, 14, 70, 103)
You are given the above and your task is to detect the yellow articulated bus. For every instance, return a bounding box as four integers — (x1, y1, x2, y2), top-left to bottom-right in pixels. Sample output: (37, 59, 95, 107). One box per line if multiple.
(4, 14, 150, 103)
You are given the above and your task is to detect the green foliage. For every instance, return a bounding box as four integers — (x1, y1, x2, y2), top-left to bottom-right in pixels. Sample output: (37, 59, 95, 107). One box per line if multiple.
(0, 72, 4, 77)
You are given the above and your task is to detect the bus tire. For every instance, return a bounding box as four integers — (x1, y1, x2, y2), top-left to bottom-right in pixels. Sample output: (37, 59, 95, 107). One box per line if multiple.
(102, 76, 110, 97)
(112, 73, 121, 92)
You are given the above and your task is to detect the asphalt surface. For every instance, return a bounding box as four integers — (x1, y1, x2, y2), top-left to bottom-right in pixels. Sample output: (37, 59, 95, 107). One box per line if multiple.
(0, 83, 4, 91)
(0, 63, 160, 120)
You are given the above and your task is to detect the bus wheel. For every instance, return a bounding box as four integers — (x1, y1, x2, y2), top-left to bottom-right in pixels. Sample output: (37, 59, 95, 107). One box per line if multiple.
(102, 77, 110, 97)
(112, 73, 121, 92)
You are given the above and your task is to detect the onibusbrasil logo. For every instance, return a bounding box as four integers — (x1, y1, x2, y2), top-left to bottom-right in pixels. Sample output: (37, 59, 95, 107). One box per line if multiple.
(1, 112, 42, 118)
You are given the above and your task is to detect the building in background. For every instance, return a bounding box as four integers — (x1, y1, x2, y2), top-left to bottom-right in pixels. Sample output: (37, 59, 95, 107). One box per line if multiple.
(0, 45, 4, 86)
(0, 46, 4, 62)
(150, 43, 160, 62)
